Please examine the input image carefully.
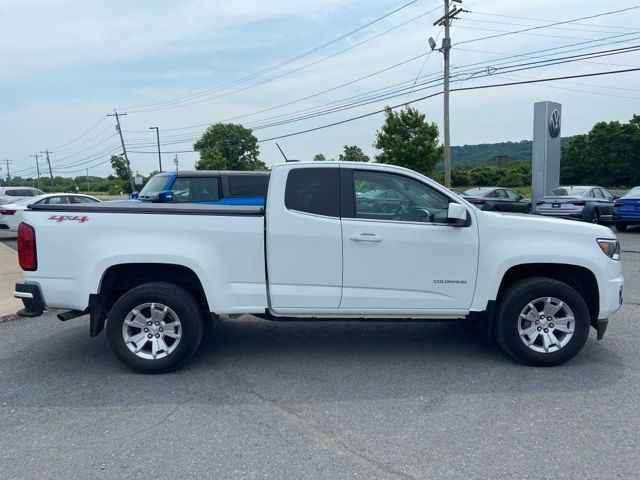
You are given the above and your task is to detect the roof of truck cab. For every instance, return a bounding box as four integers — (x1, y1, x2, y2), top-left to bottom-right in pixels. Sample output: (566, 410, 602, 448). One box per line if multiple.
(175, 170, 270, 177)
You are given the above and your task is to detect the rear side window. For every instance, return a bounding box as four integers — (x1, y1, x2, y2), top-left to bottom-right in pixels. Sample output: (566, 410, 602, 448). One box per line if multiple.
(227, 175, 269, 197)
(285, 168, 340, 217)
(6, 189, 31, 196)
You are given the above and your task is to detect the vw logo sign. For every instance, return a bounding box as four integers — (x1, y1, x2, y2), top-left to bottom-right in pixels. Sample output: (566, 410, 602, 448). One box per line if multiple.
(548, 109, 561, 138)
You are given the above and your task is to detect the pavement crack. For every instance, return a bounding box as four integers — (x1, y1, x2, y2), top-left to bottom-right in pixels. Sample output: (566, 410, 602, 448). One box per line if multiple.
(216, 368, 416, 480)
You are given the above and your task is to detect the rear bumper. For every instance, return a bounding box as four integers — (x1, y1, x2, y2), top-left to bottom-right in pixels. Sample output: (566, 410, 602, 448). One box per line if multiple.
(14, 283, 45, 317)
(613, 212, 640, 224)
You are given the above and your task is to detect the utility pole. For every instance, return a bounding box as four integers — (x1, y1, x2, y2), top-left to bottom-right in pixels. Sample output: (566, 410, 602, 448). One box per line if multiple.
(432, 0, 466, 188)
(174, 154, 179, 172)
(30, 154, 42, 189)
(149, 127, 162, 172)
(2, 159, 10, 186)
(86, 168, 90, 192)
(107, 110, 135, 193)
(41, 150, 55, 189)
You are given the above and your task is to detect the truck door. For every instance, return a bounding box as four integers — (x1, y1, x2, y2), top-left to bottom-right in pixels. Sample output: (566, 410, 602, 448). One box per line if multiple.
(266, 166, 343, 311)
(340, 167, 478, 313)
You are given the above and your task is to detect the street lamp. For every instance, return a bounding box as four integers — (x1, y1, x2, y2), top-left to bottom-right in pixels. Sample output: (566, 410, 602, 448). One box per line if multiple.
(149, 127, 162, 172)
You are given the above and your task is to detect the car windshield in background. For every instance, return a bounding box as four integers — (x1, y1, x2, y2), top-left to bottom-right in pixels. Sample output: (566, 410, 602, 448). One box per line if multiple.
(139, 175, 170, 197)
(10, 197, 35, 206)
(624, 187, 640, 197)
(548, 187, 587, 196)
(464, 187, 494, 196)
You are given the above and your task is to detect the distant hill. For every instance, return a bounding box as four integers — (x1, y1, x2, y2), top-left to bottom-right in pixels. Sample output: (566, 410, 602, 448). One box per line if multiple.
(442, 137, 572, 168)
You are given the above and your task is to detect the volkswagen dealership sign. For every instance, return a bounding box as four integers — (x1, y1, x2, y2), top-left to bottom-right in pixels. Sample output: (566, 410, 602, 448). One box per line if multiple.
(532, 101, 562, 211)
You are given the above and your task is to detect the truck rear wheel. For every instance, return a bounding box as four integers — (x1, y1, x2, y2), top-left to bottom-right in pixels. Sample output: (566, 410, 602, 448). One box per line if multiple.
(495, 277, 590, 366)
(106, 282, 205, 373)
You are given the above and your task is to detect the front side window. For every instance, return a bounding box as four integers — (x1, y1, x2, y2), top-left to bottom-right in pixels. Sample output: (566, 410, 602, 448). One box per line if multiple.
(171, 177, 220, 203)
(72, 196, 99, 204)
(353, 170, 450, 223)
(285, 168, 340, 217)
(505, 189, 520, 200)
(599, 188, 613, 200)
(6, 189, 31, 197)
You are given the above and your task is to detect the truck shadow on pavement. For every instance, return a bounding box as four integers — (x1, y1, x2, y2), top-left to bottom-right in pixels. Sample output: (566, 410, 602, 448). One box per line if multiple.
(0, 315, 625, 410)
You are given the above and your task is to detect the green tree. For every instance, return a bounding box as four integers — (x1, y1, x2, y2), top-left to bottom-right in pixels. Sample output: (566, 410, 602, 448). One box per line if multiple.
(450, 167, 470, 187)
(497, 170, 524, 187)
(561, 115, 640, 186)
(374, 106, 443, 175)
(110, 155, 132, 193)
(194, 123, 265, 170)
(195, 148, 228, 170)
(339, 145, 369, 162)
(313, 153, 327, 162)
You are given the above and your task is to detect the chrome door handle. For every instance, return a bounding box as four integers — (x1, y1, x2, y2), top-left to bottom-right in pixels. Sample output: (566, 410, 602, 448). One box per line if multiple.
(350, 233, 382, 242)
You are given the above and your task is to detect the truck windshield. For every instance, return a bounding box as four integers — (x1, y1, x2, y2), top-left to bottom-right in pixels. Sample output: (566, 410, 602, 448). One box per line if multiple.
(139, 175, 170, 196)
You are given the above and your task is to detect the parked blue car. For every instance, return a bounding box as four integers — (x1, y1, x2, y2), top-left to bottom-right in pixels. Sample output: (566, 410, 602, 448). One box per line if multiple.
(131, 170, 269, 205)
(614, 186, 640, 231)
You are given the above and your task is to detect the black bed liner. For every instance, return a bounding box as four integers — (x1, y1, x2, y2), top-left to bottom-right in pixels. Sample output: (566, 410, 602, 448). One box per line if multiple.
(29, 202, 265, 216)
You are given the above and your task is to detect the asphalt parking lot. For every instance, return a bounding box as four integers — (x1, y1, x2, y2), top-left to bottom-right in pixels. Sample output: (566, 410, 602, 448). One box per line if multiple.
(1, 228, 639, 479)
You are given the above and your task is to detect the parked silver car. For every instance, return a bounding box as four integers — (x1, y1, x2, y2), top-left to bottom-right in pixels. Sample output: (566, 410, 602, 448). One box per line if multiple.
(535, 186, 615, 224)
(0, 186, 44, 205)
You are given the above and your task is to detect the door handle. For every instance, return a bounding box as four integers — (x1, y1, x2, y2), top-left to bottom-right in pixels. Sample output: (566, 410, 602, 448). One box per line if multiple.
(350, 233, 382, 242)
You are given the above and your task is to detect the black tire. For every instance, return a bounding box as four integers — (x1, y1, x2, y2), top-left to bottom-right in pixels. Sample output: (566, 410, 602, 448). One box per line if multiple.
(615, 222, 627, 232)
(589, 209, 600, 224)
(106, 282, 205, 373)
(494, 277, 590, 366)
(525, 204, 532, 214)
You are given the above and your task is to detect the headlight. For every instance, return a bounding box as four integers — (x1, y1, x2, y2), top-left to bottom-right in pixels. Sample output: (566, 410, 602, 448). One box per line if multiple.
(597, 238, 620, 260)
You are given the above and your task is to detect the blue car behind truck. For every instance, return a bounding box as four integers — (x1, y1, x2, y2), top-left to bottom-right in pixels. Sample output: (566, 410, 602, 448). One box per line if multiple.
(132, 170, 269, 205)
(614, 186, 640, 231)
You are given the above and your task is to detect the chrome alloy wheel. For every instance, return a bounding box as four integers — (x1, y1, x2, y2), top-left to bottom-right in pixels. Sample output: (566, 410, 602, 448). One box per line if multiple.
(517, 297, 575, 353)
(122, 303, 182, 360)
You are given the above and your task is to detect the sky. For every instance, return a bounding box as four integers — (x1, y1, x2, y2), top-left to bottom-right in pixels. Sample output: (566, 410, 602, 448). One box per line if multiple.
(1, 0, 639, 179)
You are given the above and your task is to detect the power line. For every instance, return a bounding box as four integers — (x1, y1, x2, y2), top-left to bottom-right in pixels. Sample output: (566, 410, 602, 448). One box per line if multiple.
(51, 117, 109, 150)
(255, 67, 640, 142)
(122, 0, 428, 112)
(456, 5, 640, 45)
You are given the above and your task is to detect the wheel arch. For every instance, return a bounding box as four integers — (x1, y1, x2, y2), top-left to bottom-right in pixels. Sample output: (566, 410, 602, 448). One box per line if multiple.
(476, 262, 599, 338)
(90, 263, 210, 337)
(497, 263, 599, 323)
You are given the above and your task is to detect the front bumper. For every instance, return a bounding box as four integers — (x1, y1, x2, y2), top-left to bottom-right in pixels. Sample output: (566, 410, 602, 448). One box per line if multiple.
(14, 283, 45, 317)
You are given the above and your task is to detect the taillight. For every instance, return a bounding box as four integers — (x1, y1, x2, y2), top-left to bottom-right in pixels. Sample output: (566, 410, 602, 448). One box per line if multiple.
(536, 200, 544, 206)
(569, 200, 586, 206)
(18, 222, 37, 271)
(470, 199, 485, 205)
(0, 210, 16, 215)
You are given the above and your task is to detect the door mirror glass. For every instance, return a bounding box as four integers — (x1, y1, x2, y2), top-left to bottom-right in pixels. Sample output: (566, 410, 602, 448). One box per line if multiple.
(447, 203, 468, 226)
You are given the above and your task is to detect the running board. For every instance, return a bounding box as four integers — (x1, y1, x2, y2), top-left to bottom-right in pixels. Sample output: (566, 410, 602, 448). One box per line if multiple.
(57, 310, 86, 322)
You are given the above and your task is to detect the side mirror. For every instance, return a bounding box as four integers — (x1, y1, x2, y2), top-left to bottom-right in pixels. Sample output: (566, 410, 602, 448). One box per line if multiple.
(447, 202, 468, 226)
(613, 195, 620, 200)
(157, 190, 174, 203)
(130, 191, 139, 199)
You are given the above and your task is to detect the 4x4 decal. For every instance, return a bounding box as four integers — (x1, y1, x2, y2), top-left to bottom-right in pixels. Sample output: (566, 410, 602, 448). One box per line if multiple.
(48, 215, 89, 223)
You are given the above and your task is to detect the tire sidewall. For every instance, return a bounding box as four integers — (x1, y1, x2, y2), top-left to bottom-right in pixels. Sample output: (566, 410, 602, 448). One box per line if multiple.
(496, 278, 591, 366)
(106, 282, 204, 373)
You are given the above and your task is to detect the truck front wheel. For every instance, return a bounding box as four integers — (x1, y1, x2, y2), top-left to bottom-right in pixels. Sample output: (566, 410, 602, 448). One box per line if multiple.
(495, 277, 591, 366)
(106, 282, 205, 373)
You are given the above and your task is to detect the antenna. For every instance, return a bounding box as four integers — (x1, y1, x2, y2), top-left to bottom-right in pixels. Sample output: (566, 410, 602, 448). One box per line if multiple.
(276, 142, 290, 162)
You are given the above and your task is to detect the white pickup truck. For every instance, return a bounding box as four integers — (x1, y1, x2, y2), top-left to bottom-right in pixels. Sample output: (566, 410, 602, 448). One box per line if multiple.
(14, 162, 623, 372)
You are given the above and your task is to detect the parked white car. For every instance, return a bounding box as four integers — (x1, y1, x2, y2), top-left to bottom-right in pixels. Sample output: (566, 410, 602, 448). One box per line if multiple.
(0, 186, 44, 205)
(0, 193, 100, 232)
(14, 162, 623, 372)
